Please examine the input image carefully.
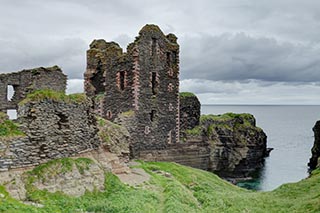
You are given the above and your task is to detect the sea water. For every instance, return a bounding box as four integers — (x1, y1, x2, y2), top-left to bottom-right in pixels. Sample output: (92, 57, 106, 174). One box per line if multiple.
(201, 105, 320, 191)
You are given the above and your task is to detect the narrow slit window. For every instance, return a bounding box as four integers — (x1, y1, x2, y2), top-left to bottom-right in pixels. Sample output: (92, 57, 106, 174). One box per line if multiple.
(167, 52, 171, 66)
(152, 72, 157, 95)
(120, 71, 125, 90)
(150, 110, 156, 122)
(152, 38, 157, 56)
(172, 51, 177, 63)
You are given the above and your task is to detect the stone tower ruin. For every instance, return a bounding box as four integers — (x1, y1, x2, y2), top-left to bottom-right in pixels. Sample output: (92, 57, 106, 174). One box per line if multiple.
(84, 24, 180, 157)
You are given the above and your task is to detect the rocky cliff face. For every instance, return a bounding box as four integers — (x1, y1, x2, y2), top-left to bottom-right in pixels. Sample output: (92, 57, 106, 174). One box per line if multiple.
(184, 113, 267, 178)
(309, 120, 320, 170)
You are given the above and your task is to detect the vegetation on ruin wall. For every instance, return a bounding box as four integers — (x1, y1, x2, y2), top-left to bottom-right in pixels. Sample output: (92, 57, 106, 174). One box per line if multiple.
(179, 92, 196, 98)
(200, 112, 253, 124)
(1, 160, 320, 212)
(19, 90, 87, 105)
(24, 158, 93, 203)
(185, 125, 204, 136)
(0, 112, 25, 137)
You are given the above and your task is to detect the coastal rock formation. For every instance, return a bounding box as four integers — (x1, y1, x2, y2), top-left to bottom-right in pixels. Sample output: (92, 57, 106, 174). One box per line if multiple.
(206, 113, 267, 178)
(309, 120, 320, 170)
(183, 113, 267, 178)
(179, 92, 201, 131)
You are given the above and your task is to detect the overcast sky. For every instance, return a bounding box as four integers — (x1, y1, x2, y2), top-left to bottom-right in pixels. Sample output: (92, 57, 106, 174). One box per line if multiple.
(1, 0, 320, 104)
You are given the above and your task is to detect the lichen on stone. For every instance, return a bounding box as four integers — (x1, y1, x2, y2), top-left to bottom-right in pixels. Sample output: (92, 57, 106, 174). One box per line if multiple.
(139, 24, 163, 35)
(96, 117, 130, 157)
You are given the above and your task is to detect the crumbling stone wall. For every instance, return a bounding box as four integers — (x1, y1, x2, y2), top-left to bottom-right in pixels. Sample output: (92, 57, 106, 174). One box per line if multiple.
(180, 92, 201, 132)
(0, 66, 66, 112)
(85, 24, 180, 157)
(0, 98, 100, 171)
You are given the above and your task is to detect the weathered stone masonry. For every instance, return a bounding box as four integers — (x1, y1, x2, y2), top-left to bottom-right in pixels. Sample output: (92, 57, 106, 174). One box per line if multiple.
(85, 25, 181, 157)
(0, 98, 100, 171)
(0, 66, 66, 112)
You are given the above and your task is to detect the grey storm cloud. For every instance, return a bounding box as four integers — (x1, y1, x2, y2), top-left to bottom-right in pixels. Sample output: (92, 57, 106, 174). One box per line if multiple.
(1, 0, 320, 103)
(180, 33, 320, 82)
(0, 37, 87, 79)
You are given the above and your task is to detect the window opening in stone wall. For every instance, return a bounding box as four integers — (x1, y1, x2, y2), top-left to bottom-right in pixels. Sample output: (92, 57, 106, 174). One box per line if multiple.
(150, 110, 156, 122)
(7, 85, 14, 101)
(7, 109, 17, 120)
(152, 72, 157, 95)
(167, 130, 172, 144)
(152, 38, 157, 56)
(167, 52, 171, 66)
(107, 110, 112, 119)
(172, 51, 177, 63)
(90, 60, 105, 95)
(120, 71, 125, 90)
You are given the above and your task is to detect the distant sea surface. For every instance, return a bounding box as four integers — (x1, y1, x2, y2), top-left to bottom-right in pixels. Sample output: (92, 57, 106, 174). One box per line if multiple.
(201, 105, 320, 191)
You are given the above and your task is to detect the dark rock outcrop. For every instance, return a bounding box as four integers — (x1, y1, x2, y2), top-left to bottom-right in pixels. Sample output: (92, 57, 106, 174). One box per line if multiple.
(309, 120, 320, 170)
(183, 113, 267, 178)
(179, 92, 201, 132)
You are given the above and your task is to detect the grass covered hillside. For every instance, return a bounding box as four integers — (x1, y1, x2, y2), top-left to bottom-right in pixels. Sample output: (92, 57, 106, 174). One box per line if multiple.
(0, 160, 319, 213)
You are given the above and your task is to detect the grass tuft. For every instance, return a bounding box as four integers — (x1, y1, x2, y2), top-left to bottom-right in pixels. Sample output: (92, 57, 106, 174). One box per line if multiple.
(19, 90, 87, 105)
(0, 113, 25, 137)
(179, 92, 196, 98)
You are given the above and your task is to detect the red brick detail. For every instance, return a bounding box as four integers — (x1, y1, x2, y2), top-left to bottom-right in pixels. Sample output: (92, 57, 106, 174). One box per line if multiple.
(132, 46, 140, 110)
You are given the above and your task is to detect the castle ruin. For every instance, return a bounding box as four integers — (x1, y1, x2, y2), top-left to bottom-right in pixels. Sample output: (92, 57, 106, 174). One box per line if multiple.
(85, 25, 181, 157)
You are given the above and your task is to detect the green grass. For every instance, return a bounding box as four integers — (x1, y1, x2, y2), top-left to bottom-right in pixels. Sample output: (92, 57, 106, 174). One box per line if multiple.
(0, 113, 25, 137)
(0, 161, 320, 212)
(179, 92, 196, 98)
(120, 110, 135, 117)
(185, 125, 204, 136)
(200, 112, 253, 123)
(19, 90, 87, 105)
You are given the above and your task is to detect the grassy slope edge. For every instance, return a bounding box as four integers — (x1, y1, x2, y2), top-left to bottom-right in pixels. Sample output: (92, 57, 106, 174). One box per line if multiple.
(0, 161, 319, 213)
